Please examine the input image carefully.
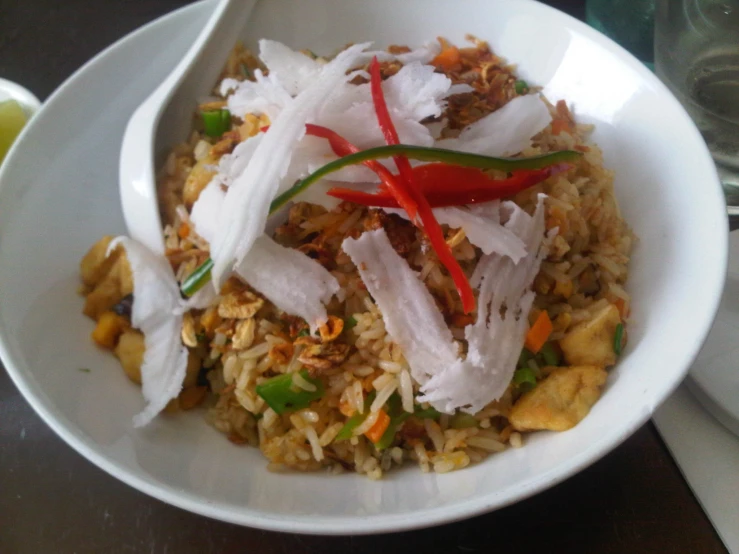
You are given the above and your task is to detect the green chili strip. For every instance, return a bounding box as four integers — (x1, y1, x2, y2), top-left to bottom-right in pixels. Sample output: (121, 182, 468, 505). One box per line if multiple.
(202, 109, 231, 137)
(180, 146, 580, 297)
(270, 146, 582, 213)
(255, 370, 324, 415)
(613, 323, 624, 356)
(181, 257, 214, 297)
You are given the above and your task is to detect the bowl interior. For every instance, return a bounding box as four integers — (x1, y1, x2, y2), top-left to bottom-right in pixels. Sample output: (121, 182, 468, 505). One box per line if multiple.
(0, 0, 727, 534)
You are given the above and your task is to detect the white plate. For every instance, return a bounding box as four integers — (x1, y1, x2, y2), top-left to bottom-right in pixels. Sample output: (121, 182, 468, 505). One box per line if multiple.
(0, 0, 728, 535)
(687, 231, 739, 437)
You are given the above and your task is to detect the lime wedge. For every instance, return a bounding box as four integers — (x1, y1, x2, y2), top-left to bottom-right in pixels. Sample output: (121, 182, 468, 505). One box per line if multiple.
(0, 99, 29, 164)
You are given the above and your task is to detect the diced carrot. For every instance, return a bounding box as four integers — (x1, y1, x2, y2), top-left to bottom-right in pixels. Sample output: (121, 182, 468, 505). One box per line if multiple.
(178, 222, 190, 239)
(551, 119, 570, 136)
(432, 46, 461, 70)
(524, 311, 553, 354)
(365, 409, 391, 444)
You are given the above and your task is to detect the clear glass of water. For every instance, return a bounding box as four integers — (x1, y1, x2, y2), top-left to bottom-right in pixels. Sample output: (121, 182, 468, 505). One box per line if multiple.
(655, 0, 739, 194)
(587, 0, 656, 68)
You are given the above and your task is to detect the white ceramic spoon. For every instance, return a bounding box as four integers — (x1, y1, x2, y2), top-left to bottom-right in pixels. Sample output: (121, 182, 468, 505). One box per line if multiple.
(120, 0, 256, 254)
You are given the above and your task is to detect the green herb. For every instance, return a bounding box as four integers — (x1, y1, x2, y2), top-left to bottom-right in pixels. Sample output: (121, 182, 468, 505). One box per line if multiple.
(513, 367, 537, 388)
(450, 412, 478, 429)
(270, 146, 583, 213)
(540, 342, 561, 367)
(297, 329, 310, 337)
(345, 316, 358, 330)
(336, 392, 377, 440)
(201, 109, 231, 138)
(375, 393, 407, 450)
(255, 370, 324, 415)
(195, 332, 207, 343)
(78, 367, 91, 373)
(613, 323, 624, 356)
(413, 405, 442, 420)
(514, 79, 529, 94)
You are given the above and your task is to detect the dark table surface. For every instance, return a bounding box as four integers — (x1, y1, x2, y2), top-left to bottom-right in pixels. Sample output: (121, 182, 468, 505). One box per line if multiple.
(0, 1, 728, 553)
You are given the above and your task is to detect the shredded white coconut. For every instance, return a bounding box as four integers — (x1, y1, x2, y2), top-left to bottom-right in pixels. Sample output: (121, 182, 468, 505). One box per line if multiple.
(342, 229, 460, 388)
(108, 237, 189, 427)
(436, 94, 552, 156)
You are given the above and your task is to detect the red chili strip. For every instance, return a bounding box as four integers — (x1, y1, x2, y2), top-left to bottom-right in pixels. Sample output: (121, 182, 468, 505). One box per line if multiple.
(368, 57, 475, 314)
(328, 164, 570, 208)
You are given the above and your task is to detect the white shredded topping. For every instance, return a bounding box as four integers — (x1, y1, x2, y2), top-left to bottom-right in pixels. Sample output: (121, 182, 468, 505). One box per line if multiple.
(108, 237, 188, 427)
(384, 201, 526, 260)
(436, 94, 552, 156)
(417, 195, 550, 413)
(211, 41, 373, 285)
(342, 229, 460, 388)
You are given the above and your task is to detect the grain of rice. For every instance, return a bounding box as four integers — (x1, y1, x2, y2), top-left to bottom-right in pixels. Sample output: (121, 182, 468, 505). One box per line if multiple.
(354, 410, 381, 436)
(425, 419, 446, 453)
(353, 380, 365, 414)
(242, 342, 270, 360)
(292, 372, 317, 392)
(372, 372, 394, 391)
(466, 436, 506, 452)
(304, 425, 324, 461)
(378, 360, 403, 374)
(319, 422, 344, 446)
(371, 380, 398, 413)
(262, 407, 278, 429)
(399, 369, 414, 413)
(390, 447, 404, 465)
(510, 432, 523, 448)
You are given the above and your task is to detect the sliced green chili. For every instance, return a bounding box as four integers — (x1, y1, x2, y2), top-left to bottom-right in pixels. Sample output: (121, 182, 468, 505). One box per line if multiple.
(270, 146, 582, 213)
(540, 342, 561, 367)
(345, 316, 358, 330)
(514, 79, 529, 94)
(255, 370, 324, 415)
(517, 348, 534, 368)
(613, 323, 624, 356)
(181, 257, 214, 297)
(202, 109, 231, 137)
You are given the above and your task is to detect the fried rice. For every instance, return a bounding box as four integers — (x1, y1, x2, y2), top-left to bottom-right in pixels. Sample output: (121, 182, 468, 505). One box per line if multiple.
(80, 37, 634, 478)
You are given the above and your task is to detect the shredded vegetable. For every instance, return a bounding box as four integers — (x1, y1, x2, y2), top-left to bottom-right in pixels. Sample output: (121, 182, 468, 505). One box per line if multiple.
(255, 370, 324, 414)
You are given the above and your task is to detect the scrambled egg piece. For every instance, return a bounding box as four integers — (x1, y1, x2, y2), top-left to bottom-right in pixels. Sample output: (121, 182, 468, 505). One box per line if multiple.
(560, 303, 621, 367)
(509, 365, 608, 432)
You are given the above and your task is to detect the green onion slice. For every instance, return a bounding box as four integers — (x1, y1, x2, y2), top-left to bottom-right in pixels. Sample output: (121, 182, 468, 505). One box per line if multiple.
(202, 109, 231, 138)
(255, 370, 324, 415)
(613, 323, 624, 356)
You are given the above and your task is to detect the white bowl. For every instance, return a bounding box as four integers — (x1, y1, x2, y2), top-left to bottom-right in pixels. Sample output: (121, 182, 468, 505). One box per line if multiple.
(0, 0, 727, 535)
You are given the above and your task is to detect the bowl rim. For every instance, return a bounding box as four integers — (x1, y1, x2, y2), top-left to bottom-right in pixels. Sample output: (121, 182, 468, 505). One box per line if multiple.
(0, 0, 728, 535)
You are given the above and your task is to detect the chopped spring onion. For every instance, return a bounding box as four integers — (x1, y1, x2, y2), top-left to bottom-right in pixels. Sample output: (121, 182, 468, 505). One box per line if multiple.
(271, 144, 582, 213)
(540, 342, 561, 366)
(514, 80, 529, 95)
(513, 366, 537, 388)
(255, 370, 324, 414)
(297, 329, 310, 337)
(345, 316, 358, 330)
(202, 109, 231, 137)
(613, 323, 624, 356)
(517, 348, 534, 368)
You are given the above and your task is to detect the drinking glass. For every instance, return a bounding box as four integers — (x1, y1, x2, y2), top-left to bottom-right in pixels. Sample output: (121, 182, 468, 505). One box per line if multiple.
(655, 0, 739, 201)
(586, 0, 656, 67)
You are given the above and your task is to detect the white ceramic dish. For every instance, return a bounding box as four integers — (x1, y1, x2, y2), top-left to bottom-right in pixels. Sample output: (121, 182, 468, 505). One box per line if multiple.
(0, 0, 728, 535)
(685, 230, 739, 437)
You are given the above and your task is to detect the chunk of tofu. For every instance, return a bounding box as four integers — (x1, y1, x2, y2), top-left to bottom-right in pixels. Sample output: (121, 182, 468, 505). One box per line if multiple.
(79, 236, 119, 287)
(114, 330, 145, 385)
(509, 365, 608, 432)
(560, 303, 621, 367)
(83, 254, 133, 320)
